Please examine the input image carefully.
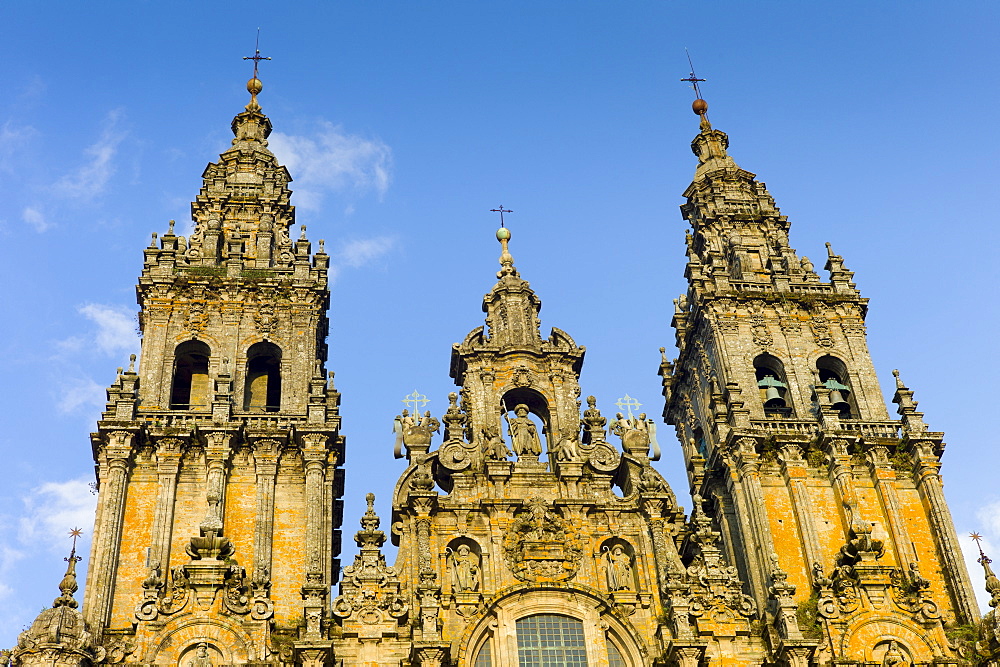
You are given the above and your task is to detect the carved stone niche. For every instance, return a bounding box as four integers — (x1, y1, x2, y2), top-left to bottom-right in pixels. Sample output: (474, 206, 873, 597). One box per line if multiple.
(445, 537, 484, 619)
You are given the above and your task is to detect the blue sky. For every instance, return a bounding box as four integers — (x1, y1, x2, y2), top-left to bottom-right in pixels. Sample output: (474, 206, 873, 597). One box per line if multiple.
(1, 1, 998, 644)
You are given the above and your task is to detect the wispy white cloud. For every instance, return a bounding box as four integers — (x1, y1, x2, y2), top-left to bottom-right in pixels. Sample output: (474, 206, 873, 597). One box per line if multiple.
(0, 120, 38, 173)
(325, 236, 397, 286)
(339, 236, 396, 268)
(56, 376, 105, 415)
(22, 207, 50, 233)
(269, 122, 392, 210)
(55, 109, 126, 200)
(78, 303, 138, 357)
(18, 479, 97, 552)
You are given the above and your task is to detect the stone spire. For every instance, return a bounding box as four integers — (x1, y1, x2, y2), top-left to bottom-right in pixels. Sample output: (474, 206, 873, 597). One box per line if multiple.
(13, 532, 98, 667)
(481, 226, 543, 347)
(679, 97, 829, 291)
(183, 72, 297, 268)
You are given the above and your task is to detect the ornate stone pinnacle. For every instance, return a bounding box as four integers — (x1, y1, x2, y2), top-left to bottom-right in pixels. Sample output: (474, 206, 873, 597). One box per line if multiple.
(54, 529, 83, 608)
(496, 226, 516, 277)
(972, 533, 1000, 608)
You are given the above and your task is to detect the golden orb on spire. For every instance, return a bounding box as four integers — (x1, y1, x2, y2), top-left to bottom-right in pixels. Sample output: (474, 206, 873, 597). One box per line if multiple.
(692, 98, 708, 115)
(248, 77, 263, 96)
(496, 227, 511, 242)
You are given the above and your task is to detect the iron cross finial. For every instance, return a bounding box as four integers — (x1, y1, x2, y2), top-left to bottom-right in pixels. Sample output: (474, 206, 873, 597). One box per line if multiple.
(243, 28, 272, 80)
(680, 48, 706, 99)
(614, 394, 642, 419)
(402, 390, 430, 413)
(490, 205, 513, 228)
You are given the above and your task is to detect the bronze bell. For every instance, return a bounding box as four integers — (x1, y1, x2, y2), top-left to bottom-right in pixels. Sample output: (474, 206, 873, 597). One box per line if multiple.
(824, 378, 851, 411)
(758, 374, 787, 408)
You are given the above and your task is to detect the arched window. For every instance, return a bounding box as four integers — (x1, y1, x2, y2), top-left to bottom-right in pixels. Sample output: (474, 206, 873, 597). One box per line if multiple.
(473, 638, 492, 667)
(754, 354, 793, 417)
(244, 342, 282, 412)
(170, 341, 211, 410)
(816, 355, 853, 418)
(607, 641, 627, 667)
(516, 614, 588, 665)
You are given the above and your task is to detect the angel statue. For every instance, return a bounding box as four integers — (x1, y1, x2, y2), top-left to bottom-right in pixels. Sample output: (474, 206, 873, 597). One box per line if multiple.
(609, 412, 661, 460)
(394, 409, 440, 458)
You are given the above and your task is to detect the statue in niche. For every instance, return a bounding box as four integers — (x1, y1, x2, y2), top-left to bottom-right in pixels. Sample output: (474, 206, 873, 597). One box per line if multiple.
(448, 544, 481, 592)
(188, 643, 214, 667)
(581, 395, 606, 445)
(504, 404, 542, 459)
(880, 641, 911, 667)
(604, 544, 633, 591)
(481, 424, 511, 461)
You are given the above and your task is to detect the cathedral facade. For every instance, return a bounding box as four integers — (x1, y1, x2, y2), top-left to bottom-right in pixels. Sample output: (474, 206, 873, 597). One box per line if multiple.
(10, 75, 996, 667)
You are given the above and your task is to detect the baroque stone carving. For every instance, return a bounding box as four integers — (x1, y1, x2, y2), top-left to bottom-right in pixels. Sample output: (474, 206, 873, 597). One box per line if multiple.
(503, 497, 582, 582)
(332, 494, 409, 625)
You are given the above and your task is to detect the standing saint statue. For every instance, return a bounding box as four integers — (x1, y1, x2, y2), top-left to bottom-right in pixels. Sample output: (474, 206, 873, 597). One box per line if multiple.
(605, 545, 633, 591)
(188, 643, 214, 667)
(449, 544, 481, 592)
(504, 404, 542, 459)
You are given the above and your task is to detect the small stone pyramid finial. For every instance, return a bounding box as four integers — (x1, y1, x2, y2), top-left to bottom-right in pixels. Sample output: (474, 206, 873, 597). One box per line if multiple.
(893, 369, 905, 389)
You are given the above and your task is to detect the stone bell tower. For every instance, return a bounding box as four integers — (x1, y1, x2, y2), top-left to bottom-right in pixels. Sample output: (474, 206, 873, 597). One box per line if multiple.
(80, 72, 344, 664)
(660, 96, 979, 665)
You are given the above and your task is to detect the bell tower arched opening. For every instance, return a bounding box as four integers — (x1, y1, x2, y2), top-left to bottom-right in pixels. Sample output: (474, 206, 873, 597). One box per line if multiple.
(817, 354, 854, 418)
(169, 340, 211, 410)
(754, 353, 793, 417)
(244, 341, 282, 412)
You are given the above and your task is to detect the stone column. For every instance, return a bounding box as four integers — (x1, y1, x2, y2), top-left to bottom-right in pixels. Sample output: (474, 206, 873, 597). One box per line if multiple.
(729, 437, 776, 605)
(911, 441, 979, 623)
(85, 430, 134, 632)
(778, 443, 822, 575)
(301, 433, 329, 639)
(203, 432, 232, 531)
(252, 439, 280, 575)
(301, 434, 328, 578)
(866, 445, 916, 566)
(824, 437, 863, 540)
(148, 437, 183, 572)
